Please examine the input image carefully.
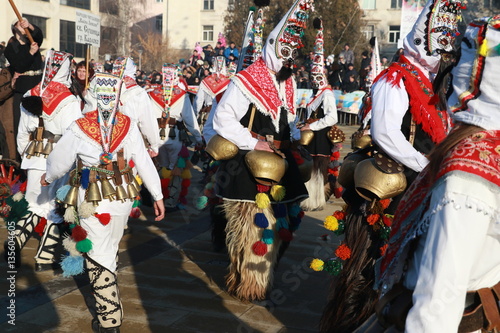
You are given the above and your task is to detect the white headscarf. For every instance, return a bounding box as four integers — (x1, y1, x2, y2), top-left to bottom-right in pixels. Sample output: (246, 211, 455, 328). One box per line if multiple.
(403, 0, 463, 74)
(448, 16, 500, 130)
(40, 50, 73, 92)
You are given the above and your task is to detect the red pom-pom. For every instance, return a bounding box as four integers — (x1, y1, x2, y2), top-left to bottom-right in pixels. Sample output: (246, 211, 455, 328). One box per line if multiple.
(96, 213, 111, 226)
(181, 179, 191, 188)
(278, 228, 294, 242)
(34, 217, 47, 236)
(161, 178, 170, 189)
(382, 215, 392, 227)
(129, 207, 141, 219)
(180, 187, 188, 197)
(256, 184, 270, 193)
(128, 160, 135, 168)
(334, 186, 343, 198)
(71, 225, 88, 242)
(298, 211, 305, 219)
(252, 241, 268, 256)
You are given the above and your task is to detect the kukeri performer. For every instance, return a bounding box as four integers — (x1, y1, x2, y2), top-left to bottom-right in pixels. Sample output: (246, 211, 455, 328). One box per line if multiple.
(41, 72, 164, 333)
(357, 16, 500, 332)
(6, 50, 82, 271)
(299, 18, 343, 212)
(211, 0, 313, 301)
(148, 64, 203, 211)
(312, 0, 463, 331)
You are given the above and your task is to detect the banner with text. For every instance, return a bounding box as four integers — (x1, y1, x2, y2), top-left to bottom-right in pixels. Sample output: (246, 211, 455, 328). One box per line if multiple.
(76, 10, 101, 47)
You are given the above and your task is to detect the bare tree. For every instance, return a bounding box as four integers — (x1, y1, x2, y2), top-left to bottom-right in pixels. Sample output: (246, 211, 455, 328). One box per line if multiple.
(130, 32, 181, 72)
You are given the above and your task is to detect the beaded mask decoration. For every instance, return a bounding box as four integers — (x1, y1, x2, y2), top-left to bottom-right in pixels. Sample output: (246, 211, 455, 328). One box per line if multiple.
(111, 57, 127, 77)
(214, 56, 227, 77)
(310, 18, 327, 89)
(40, 50, 73, 94)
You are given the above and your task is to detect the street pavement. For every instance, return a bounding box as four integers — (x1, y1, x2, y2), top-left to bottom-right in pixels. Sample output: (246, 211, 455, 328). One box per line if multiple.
(0, 125, 357, 333)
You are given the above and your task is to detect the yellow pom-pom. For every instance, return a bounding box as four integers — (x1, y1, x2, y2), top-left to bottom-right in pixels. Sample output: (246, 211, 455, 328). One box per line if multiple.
(310, 258, 324, 272)
(135, 175, 143, 186)
(270, 185, 286, 202)
(160, 167, 171, 180)
(324, 215, 339, 231)
(181, 169, 192, 179)
(255, 193, 270, 209)
(479, 39, 488, 57)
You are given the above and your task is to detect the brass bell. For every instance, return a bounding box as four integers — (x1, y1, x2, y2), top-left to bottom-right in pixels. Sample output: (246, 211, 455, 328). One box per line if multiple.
(354, 158, 407, 201)
(41, 141, 53, 157)
(127, 183, 140, 200)
(24, 141, 36, 159)
(100, 177, 116, 201)
(34, 140, 44, 157)
(63, 185, 80, 207)
(115, 185, 128, 203)
(168, 127, 176, 139)
(352, 133, 372, 150)
(338, 152, 369, 189)
(86, 182, 102, 206)
(159, 128, 166, 140)
(299, 129, 314, 146)
(245, 150, 286, 186)
(206, 134, 239, 161)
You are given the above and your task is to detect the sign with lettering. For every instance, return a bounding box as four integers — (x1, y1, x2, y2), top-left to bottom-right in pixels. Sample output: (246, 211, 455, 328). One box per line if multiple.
(75, 10, 101, 47)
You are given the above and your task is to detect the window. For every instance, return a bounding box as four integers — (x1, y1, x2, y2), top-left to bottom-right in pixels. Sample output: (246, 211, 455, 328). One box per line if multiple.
(60, 0, 90, 10)
(391, 0, 402, 9)
(204, 0, 214, 10)
(155, 15, 163, 32)
(484, 0, 500, 9)
(362, 25, 375, 40)
(203, 25, 214, 42)
(388, 25, 400, 44)
(24, 15, 47, 37)
(100, 0, 118, 15)
(59, 20, 85, 57)
(361, 0, 376, 10)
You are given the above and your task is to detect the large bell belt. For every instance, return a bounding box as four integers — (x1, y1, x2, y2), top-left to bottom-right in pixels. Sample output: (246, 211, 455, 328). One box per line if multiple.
(24, 117, 61, 159)
(250, 131, 291, 150)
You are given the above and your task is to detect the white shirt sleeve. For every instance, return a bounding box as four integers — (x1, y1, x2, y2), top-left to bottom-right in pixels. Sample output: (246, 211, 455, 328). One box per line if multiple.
(309, 92, 338, 131)
(213, 83, 258, 150)
(179, 96, 203, 144)
(371, 76, 429, 172)
(202, 100, 217, 143)
(45, 127, 79, 184)
(405, 177, 498, 332)
(17, 108, 37, 156)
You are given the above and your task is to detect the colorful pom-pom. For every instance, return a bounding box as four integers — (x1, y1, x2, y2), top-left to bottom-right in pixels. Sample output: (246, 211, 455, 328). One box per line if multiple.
(160, 167, 172, 180)
(262, 229, 274, 244)
(204, 182, 213, 190)
(129, 207, 141, 219)
(76, 238, 93, 253)
(380, 244, 388, 256)
(324, 259, 343, 275)
(298, 211, 305, 219)
(62, 236, 80, 256)
(181, 169, 192, 179)
(95, 213, 111, 226)
(254, 213, 269, 228)
(288, 204, 301, 218)
(335, 244, 352, 260)
(79, 201, 96, 218)
(333, 210, 346, 220)
(71, 225, 88, 242)
(128, 160, 135, 168)
(379, 225, 391, 240)
(181, 179, 191, 188)
(177, 158, 186, 169)
(382, 215, 393, 227)
(135, 175, 143, 186)
(34, 217, 47, 236)
(64, 206, 76, 223)
(278, 228, 293, 241)
(61, 255, 85, 277)
(196, 196, 208, 210)
(132, 199, 141, 208)
(334, 220, 345, 235)
(367, 214, 380, 225)
(324, 215, 339, 231)
(56, 185, 71, 202)
(256, 184, 270, 193)
(310, 258, 324, 271)
(379, 199, 391, 210)
(270, 185, 286, 201)
(252, 240, 268, 256)
(99, 152, 113, 165)
(276, 217, 289, 230)
(255, 193, 270, 209)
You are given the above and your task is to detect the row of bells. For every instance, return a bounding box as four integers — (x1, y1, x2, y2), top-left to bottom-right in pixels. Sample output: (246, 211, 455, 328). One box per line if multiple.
(61, 173, 141, 207)
(24, 139, 54, 159)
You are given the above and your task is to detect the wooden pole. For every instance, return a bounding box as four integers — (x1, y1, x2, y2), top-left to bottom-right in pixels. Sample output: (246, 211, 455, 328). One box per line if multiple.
(7, 0, 35, 44)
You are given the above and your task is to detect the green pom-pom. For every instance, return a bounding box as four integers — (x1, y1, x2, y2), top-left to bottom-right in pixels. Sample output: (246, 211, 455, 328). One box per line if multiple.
(132, 199, 141, 208)
(69, 223, 76, 230)
(334, 220, 345, 236)
(324, 259, 343, 276)
(262, 229, 274, 244)
(379, 225, 391, 240)
(196, 196, 208, 210)
(177, 158, 186, 169)
(5, 196, 30, 222)
(76, 238, 93, 253)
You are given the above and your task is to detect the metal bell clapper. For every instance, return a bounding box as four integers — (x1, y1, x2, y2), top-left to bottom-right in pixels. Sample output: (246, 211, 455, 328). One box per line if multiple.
(100, 176, 116, 201)
(86, 182, 102, 206)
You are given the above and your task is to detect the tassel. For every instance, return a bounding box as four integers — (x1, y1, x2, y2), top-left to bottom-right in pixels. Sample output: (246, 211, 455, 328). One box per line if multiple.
(135, 175, 143, 186)
(181, 169, 192, 179)
(289, 204, 302, 218)
(81, 169, 90, 189)
(256, 184, 270, 193)
(62, 236, 80, 256)
(56, 185, 71, 202)
(34, 217, 47, 236)
(255, 193, 270, 209)
(479, 39, 488, 57)
(252, 240, 268, 256)
(160, 167, 172, 179)
(64, 207, 76, 223)
(78, 201, 96, 218)
(132, 199, 141, 208)
(195, 196, 208, 210)
(270, 185, 286, 201)
(277, 217, 289, 230)
(254, 213, 269, 228)
(129, 207, 141, 219)
(310, 258, 324, 272)
(71, 225, 88, 242)
(179, 146, 190, 158)
(182, 179, 191, 188)
(129, 160, 135, 168)
(76, 238, 93, 253)
(262, 229, 274, 244)
(177, 157, 186, 169)
(61, 255, 85, 277)
(95, 213, 111, 226)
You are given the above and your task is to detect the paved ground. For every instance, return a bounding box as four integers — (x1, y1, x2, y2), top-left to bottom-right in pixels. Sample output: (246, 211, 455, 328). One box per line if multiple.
(0, 125, 357, 333)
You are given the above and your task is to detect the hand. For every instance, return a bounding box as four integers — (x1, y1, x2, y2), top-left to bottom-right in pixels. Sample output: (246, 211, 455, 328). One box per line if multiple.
(148, 149, 158, 158)
(19, 19, 30, 30)
(29, 42, 39, 55)
(40, 173, 50, 186)
(154, 199, 165, 221)
(300, 123, 311, 131)
(254, 141, 273, 152)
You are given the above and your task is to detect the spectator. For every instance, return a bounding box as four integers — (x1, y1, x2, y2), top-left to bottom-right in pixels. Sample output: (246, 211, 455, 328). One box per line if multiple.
(189, 49, 203, 67)
(342, 74, 359, 93)
(303, 51, 314, 72)
(214, 41, 225, 56)
(104, 59, 113, 72)
(328, 55, 347, 89)
(296, 65, 310, 89)
(343, 63, 358, 83)
(203, 44, 215, 66)
(223, 41, 239, 63)
(381, 56, 389, 70)
(360, 50, 371, 72)
(392, 47, 404, 63)
(339, 43, 354, 65)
